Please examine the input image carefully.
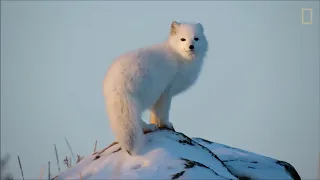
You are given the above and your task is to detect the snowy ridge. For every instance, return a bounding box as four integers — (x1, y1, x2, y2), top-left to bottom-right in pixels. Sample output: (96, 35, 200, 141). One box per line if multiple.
(53, 129, 300, 180)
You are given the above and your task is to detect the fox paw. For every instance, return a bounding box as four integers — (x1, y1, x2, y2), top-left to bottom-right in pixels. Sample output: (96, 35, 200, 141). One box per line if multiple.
(142, 123, 159, 134)
(159, 122, 175, 131)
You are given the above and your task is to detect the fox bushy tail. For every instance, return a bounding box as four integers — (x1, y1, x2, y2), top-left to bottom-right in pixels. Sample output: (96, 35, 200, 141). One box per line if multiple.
(105, 94, 145, 155)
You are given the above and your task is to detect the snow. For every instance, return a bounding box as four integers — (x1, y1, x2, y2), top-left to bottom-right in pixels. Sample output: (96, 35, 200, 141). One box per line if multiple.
(53, 130, 300, 180)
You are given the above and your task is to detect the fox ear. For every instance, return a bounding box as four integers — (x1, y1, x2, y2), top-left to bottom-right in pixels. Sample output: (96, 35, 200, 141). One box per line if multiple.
(170, 21, 180, 35)
(196, 23, 204, 33)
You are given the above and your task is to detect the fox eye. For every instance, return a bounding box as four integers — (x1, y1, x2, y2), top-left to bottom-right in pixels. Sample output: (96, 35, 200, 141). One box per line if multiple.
(180, 38, 186, 41)
(194, 37, 199, 41)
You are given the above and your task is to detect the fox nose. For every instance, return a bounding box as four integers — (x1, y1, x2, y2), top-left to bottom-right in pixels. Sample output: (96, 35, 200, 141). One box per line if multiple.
(189, 45, 194, 50)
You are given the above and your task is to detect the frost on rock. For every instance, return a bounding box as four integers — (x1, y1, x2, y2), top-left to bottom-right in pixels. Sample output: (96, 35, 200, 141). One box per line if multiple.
(53, 129, 301, 180)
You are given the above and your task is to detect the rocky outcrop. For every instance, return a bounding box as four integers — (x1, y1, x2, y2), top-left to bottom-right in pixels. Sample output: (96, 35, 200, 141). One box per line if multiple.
(53, 129, 301, 180)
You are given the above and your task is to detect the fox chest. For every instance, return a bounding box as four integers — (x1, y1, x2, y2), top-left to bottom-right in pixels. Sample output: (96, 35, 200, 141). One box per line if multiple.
(169, 64, 201, 95)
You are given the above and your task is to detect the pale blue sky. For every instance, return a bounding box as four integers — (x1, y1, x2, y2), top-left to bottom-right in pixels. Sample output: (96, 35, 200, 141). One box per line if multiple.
(1, 1, 319, 179)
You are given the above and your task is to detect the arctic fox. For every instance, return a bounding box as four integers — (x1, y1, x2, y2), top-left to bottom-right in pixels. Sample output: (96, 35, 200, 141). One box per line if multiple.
(103, 21, 208, 155)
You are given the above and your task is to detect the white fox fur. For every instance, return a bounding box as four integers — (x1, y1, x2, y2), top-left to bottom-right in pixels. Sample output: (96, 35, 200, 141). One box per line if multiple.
(103, 21, 209, 155)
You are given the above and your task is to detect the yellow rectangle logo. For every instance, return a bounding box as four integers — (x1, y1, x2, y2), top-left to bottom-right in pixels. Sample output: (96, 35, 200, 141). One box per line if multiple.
(302, 8, 312, 24)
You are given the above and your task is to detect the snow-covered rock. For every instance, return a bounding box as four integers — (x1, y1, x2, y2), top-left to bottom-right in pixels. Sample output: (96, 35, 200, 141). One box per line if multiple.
(54, 129, 300, 180)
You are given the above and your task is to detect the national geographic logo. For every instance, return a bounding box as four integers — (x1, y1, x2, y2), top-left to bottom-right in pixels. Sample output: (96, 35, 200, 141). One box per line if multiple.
(301, 8, 312, 25)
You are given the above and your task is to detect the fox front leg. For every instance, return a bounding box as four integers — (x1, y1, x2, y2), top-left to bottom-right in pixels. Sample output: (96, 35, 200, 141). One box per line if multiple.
(140, 120, 158, 134)
(150, 90, 175, 131)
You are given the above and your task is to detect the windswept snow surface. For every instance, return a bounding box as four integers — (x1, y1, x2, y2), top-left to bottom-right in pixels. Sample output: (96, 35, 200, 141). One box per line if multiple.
(54, 130, 300, 180)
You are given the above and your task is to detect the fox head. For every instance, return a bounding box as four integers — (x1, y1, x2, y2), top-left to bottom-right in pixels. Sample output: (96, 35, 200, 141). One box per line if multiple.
(168, 21, 208, 61)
